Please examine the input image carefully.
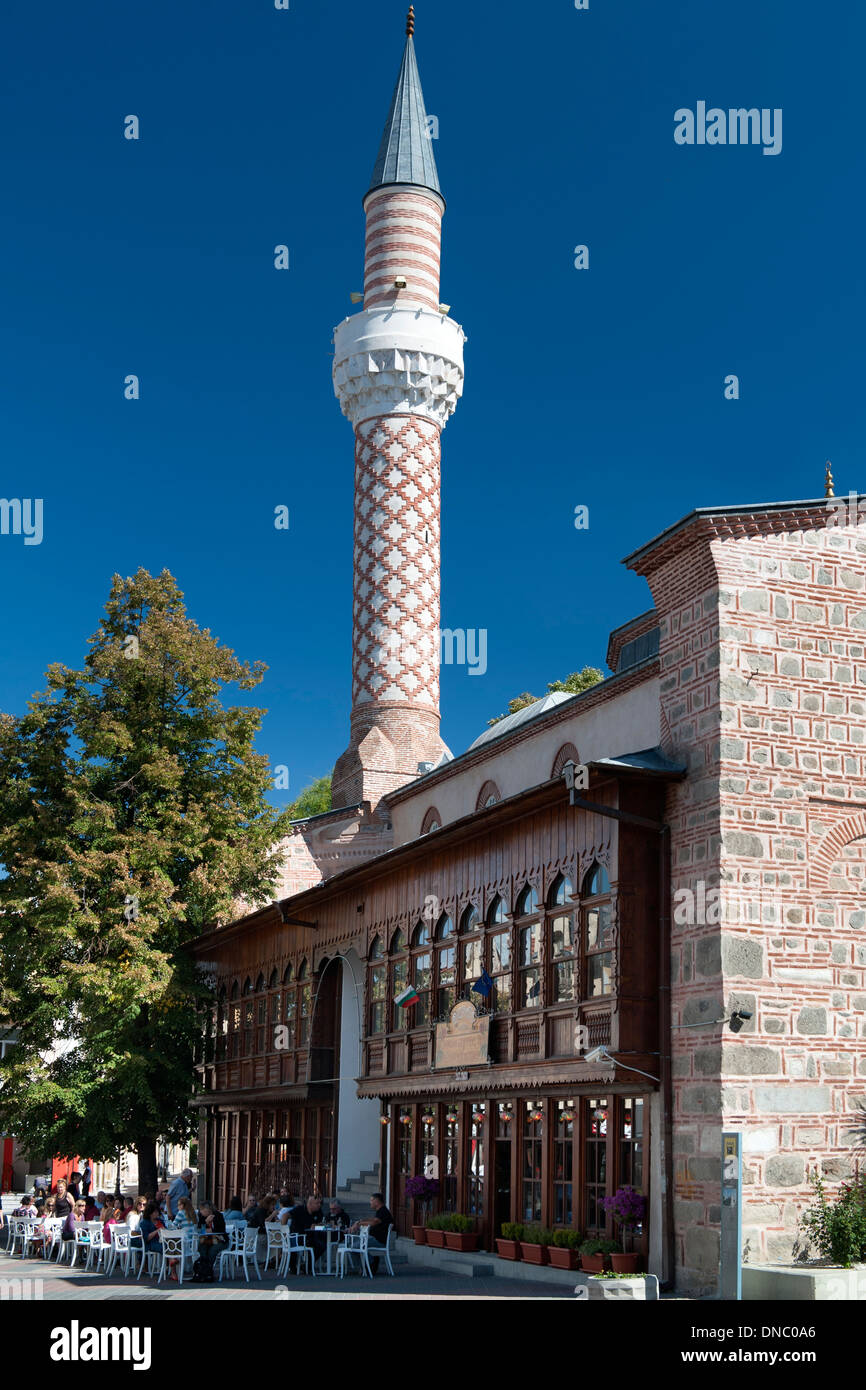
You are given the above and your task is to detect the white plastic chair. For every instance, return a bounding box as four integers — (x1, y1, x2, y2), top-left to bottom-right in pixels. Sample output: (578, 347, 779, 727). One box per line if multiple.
(278, 1228, 315, 1278)
(22, 1219, 52, 1260)
(70, 1224, 93, 1268)
(157, 1228, 196, 1284)
(104, 1224, 132, 1277)
(9, 1217, 38, 1258)
(264, 1223, 285, 1272)
(218, 1225, 262, 1283)
(364, 1226, 395, 1277)
(337, 1228, 369, 1278)
(137, 1232, 163, 1280)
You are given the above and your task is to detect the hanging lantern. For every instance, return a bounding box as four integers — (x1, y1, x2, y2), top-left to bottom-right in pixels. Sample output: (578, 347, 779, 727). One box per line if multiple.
(446, 1109, 458, 1124)
(399, 1113, 412, 1126)
(421, 1111, 435, 1126)
(471, 1108, 484, 1125)
(380, 1116, 391, 1126)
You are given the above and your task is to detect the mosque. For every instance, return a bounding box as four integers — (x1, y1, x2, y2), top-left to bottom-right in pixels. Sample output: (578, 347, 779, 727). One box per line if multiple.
(192, 9, 866, 1295)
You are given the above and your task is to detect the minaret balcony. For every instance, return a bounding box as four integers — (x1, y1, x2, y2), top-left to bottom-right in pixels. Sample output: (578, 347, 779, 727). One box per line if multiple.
(333, 306, 465, 429)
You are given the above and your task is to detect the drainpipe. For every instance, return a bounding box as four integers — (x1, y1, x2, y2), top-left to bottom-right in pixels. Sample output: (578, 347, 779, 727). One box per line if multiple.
(565, 777, 677, 1289)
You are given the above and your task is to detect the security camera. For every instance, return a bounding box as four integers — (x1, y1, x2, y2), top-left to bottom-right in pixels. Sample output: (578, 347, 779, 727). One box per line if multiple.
(728, 1009, 753, 1033)
(394, 275, 407, 289)
(583, 1044, 611, 1065)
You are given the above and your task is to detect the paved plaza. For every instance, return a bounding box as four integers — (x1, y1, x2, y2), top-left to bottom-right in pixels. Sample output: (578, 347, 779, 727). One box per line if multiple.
(0, 1250, 574, 1301)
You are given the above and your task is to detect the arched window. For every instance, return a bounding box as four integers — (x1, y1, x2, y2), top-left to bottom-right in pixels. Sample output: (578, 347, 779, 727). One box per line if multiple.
(548, 874, 576, 1003)
(284, 963, 296, 1048)
(368, 937, 386, 1035)
(551, 742, 580, 779)
(420, 807, 442, 836)
(583, 862, 613, 998)
(269, 969, 281, 1033)
(459, 904, 483, 1003)
(487, 896, 508, 926)
(515, 883, 539, 917)
(475, 780, 501, 811)
(229, 981, 240, 1059)
(390, 929, 409, 1032)
(411, 921, 433, 1025)
(297, 959, 312, 1047)
(254, 974, 267, 1048)
(487, 896, 511, 1014)
(435, 913, 456, 1017)
(242, 978, 254, 1055)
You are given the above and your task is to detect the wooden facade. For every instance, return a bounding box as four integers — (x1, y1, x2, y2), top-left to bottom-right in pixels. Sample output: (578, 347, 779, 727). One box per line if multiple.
(193, 768, 674, 1250)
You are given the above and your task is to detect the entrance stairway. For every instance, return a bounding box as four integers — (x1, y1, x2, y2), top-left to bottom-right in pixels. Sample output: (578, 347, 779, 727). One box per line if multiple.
(334, 1163, 382, 1220)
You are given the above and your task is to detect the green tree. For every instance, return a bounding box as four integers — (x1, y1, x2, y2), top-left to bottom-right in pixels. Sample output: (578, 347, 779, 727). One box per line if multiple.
(488, 666, 604, 726)
(0, 569, 291, 1195)
(287, 773, 332, 821)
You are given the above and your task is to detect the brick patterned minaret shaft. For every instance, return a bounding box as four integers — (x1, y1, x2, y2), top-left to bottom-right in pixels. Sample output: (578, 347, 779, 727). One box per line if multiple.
(332, 13, 465, 812)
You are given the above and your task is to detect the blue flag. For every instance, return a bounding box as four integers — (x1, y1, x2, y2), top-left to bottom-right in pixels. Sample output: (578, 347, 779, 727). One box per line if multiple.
(474, 970, 494, 997)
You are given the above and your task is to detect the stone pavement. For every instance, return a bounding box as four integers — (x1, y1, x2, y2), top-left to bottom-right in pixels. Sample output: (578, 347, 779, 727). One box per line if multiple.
(0, 1250, 573, 1301)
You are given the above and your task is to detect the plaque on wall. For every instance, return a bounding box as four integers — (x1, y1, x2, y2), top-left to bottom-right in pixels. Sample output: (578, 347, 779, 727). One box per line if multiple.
(434, 1001, 490, 1070)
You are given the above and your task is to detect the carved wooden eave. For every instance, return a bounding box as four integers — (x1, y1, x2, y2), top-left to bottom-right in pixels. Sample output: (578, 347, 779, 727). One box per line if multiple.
(356, 1064, 659, 1100)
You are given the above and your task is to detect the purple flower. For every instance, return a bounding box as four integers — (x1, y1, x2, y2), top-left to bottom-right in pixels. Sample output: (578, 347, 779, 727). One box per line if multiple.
(405, 1174, 440, 1203)
(600, 1185, 646, 1227)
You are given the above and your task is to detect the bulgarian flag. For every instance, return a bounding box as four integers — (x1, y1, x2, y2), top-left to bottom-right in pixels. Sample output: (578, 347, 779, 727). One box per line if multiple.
(394, 982, 419, 1008)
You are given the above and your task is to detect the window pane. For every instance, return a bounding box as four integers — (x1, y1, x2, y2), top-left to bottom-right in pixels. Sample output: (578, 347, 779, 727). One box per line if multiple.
(463, 939, 482, 982)
(589, 952, 612, 997)
(586, 906, 599, 950)
(415, 953, 431, 991)
(491, 932, 510, 973)
(520, 924, 541, 965)
(522, 967, 541, 1008)
(550, 913, 574, 958)
(554, 959, 575, 1002)
(493, 975, 511, 1014)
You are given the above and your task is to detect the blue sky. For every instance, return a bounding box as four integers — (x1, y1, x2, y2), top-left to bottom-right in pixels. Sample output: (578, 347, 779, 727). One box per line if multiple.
(1, 0, 863, 804)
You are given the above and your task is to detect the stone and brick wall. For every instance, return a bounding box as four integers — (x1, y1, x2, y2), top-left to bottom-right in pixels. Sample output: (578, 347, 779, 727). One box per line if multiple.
(630, 503, 866, 1293)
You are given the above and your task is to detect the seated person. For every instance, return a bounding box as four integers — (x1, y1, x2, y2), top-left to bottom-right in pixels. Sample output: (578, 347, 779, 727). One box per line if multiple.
(245, 1195, 276, 1229)
(326, 1199, 351, 1230)
(288, 1195, 325, 1263)
(350, 1193, 393, 1274)
(223, 1195, 246, 1224)
(136, 1201, 165, 1267)
(197, 1201, 227, 1277)
(12, 1195, 37, 1218)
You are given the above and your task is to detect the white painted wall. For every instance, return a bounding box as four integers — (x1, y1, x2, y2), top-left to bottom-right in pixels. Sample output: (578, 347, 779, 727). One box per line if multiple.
(390, 678, 661, 844)
(336, 950, 381, 1191)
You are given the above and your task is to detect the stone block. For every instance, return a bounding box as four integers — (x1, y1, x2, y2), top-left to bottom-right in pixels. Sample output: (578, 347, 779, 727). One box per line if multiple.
(796, 1006, 827, 1035)
(755, 1084, 831, 1114)
(695, 936, 722, 978)
(721, 1043, 781, 1075)
(765, 1155, 805, 1186)
(684, 1225, 721, 1274)
(721, 935, 765, 979)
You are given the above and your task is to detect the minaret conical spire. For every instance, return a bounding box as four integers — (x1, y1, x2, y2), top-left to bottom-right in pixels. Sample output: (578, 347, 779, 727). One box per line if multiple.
(367, 9, 441, 201)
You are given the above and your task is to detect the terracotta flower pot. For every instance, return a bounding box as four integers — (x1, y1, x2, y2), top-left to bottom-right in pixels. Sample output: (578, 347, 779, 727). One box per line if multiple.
(495, 1238, 521, 1261)
(412, 1225, 428, 1246)
(610, 1252, 641, 1274)
(444, 1231, 479, 1253)
(520, 1242, 548, 1266)
(548, 1247, 578, 1270)
(426, 1229, 446, 1248)
(580, 1253, 606, 1273)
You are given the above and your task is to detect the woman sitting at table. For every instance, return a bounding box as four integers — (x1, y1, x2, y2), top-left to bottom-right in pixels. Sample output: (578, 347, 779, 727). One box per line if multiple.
(137, 1200, 165, 1272)
(102, 1199, 122, 1245)
(61, 1198, 88, 1244)
(223, 1195, 246, 1224)
(171, 1196, 198, 1231)
(196, 1201, 227, 1278)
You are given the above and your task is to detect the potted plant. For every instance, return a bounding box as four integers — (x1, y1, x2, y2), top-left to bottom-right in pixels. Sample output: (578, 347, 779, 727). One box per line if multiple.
(425, 1213, 448, 1248)
(444, 1213, 480, 1253)
(520, 1225, 554, 1265)
(495, 1222, 524, 1261)
(406, 1173, 440, 1245)
(548, 1228, 582, 1270)
(578, 1237, 619, 1273)
(600, 1185, 647, 1273)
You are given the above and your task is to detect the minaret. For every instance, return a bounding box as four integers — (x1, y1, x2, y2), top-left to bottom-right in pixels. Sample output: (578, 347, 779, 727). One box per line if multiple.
(332, 7, 465, 813)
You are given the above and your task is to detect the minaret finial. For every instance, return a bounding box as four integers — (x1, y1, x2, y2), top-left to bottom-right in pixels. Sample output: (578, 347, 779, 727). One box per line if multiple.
(406, 6, 415, 37)
(825, 460, 835, 498)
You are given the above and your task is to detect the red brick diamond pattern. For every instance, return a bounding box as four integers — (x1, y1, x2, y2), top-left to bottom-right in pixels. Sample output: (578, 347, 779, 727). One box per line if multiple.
(352, 414, 442, 709)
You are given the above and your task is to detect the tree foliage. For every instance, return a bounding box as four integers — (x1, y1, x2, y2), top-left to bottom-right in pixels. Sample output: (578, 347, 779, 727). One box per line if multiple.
(286, 773, 332, 821)
(488, 666, 604, 726)
(0, 569, 291, 1180)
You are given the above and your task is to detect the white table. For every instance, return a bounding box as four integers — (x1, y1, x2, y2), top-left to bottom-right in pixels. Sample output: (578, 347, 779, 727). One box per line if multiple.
(309, 1226, 345, 1276)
